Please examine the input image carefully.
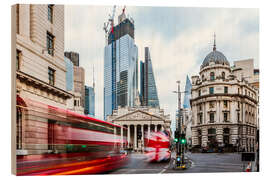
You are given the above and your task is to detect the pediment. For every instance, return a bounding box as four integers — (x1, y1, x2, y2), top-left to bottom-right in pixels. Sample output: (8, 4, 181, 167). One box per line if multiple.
(113, 110, 163, 121)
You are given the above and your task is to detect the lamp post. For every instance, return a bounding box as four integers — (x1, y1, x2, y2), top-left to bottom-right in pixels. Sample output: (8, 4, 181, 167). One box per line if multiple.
(173, 81, 187, 166)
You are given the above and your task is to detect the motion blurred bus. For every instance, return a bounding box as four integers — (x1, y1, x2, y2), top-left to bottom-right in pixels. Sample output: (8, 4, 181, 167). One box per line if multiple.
(144, 131, 171, 162)
(16, 96, 128, 175)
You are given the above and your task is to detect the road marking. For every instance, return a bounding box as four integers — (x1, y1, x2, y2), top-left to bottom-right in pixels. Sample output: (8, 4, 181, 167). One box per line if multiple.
(159, 168, 167, 174)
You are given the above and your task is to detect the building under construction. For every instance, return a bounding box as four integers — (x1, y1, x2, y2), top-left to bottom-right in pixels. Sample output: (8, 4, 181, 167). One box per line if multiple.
(104, 6, 138, 120)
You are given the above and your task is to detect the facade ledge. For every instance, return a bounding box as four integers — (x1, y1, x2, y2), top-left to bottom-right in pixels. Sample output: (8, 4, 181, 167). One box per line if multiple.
(17, 70, 73, 99)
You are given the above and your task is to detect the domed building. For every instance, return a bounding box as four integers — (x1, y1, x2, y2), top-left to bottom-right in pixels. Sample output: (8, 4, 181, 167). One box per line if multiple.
(190, 36, 258, 152)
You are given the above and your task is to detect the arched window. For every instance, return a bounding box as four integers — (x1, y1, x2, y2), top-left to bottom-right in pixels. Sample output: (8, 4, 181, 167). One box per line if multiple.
(210, 72, 215, 81)
(202, 74, 204, 81)
(222, 72, 225, 79)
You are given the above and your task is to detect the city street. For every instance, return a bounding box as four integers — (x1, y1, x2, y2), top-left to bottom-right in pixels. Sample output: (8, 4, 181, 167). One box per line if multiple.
(109, 152, 245, 174)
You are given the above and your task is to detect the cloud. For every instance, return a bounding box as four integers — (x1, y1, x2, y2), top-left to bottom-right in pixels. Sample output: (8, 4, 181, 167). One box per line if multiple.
(65, 6, 259, 121)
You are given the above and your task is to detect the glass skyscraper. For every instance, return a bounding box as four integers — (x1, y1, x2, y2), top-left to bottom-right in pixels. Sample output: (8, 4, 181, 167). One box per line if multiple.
(183, 75, 192, 109)
(140, 47, 159, 108)
(64, 56, 74, 91)
(104, 11, 138, 120)
(85, 85, 95, 117)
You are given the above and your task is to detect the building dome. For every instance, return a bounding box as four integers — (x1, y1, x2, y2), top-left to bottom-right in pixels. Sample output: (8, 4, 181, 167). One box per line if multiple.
(201, 50, 229, 69)
(200, 34, 230, 69)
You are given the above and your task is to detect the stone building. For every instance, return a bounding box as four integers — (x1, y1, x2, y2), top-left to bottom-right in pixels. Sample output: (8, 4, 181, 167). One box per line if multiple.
(107, 104, 171, 151)
(14, 5, 72, 155)
(73, 66, 85, 108)
(190, 38, 258, 152)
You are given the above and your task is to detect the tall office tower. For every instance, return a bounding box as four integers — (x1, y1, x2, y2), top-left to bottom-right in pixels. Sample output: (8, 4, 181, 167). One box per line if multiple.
(64, 51, 80, 66)
(85, 85, 95, 117)
(64, 56, 74, 91)
(140, 47, 159, 108)
(104, 8, 138, 120)
(183, 75, 192, 109)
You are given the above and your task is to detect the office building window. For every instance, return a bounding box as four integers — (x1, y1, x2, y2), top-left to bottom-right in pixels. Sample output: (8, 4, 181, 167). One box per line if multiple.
(48, 67, 55, 86)
(210, 112, 215, 123)
(209, 87, 214, 94)
(47, 32, 54, 56)
(48, 5, 54, 23)
(210, 72, 215, 81)
(16, 49, 21, 71)
(224, 86, 228, 94)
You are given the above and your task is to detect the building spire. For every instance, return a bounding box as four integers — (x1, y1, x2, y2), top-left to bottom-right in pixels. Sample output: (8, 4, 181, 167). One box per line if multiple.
(213, 33, 216, 51)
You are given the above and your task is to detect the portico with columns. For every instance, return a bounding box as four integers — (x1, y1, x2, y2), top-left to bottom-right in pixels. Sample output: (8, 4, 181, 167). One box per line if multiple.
(107, 107, 171, 151)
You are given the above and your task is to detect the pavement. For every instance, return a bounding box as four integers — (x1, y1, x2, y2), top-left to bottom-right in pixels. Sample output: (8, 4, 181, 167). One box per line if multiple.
(108, 151, 249, 174)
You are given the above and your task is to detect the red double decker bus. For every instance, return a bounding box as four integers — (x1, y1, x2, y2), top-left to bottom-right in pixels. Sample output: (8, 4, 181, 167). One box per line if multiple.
(16, 96, 128, 175)
(144, 131, 171, 162)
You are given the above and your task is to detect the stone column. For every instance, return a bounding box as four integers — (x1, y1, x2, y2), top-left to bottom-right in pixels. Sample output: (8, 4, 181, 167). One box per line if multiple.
(127, 125, 130, 148)
(134, 125, 137, 150)
(121, 126, 123, 148)
(155, 124, 157, 132)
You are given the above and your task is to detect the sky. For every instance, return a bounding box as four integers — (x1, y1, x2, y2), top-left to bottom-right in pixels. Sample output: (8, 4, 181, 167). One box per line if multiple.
(64, 5, 259, 122)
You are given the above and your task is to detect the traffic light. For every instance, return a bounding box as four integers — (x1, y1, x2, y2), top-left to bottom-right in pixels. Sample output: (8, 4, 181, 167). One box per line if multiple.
(174, 131, 179, 142)
(180, 134, 187, 144)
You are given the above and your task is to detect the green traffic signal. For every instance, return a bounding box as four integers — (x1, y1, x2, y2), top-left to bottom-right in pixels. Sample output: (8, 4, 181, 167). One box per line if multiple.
(180, 138, 187, 144)
(174, 138, 178, 142)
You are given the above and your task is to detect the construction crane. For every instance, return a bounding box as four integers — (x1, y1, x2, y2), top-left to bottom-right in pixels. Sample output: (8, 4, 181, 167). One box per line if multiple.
(103, 5, 116, 44)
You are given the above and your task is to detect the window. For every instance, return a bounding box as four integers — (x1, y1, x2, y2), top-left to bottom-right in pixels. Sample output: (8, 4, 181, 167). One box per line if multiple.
(238, 102, 240, 109)
(210, 112, 215, 123)
(238, 88, 240, 94)
(47, 32, 54, 56)
(209, 87, 214, 94)
(48, 67, 55, 85)
(222, 72, 225, 79)
(16, 49, 21, 71)
(224, 128, 230, 134)
(209, 101, 214, 108)
(224, 112, 228, 122)
(208, 128, 216, 134)
(16, 107, 22, 149)
(74, 100, 77, 106)
(48, 120, 56, 150)
(248, 91, 250, 97)
(224, 100, 228, 108)
(224, 86, 228, 94)
(199, 105, 202, 111)
(245, 89, 247, 95)
(199, 114, 202, 124)
(48, 4, 54, 23)
(202, 74, 204, 80)
(210, 72, 215, 81)
(198, 90, 201, 96)
(237, 112, 240, 122)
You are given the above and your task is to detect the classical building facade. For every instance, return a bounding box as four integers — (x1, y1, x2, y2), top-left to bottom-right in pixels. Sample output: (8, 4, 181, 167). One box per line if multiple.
(107, 105, 171, 151)
(15, 5, 73, 155)
(190, 39, 258, 152)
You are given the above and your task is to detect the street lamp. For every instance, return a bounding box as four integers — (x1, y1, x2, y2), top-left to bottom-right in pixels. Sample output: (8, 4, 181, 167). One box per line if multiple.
(172, 81, 188, 167)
